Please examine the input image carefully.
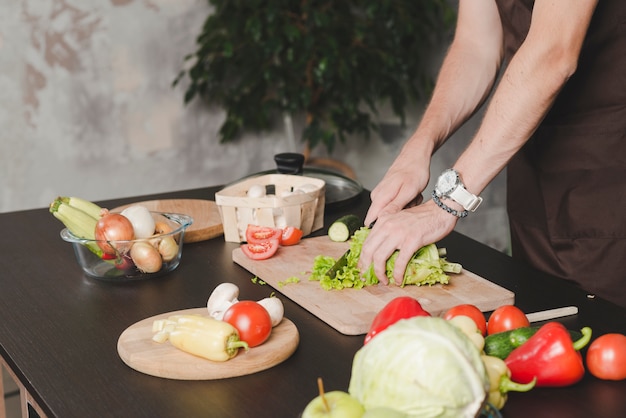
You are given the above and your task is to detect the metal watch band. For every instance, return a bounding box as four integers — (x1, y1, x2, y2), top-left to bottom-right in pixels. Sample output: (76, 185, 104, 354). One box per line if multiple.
(431, 190, 468, 218)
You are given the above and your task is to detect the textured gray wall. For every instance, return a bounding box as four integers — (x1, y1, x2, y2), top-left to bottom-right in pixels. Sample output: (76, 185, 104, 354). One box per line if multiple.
(0, 0, 509, 252)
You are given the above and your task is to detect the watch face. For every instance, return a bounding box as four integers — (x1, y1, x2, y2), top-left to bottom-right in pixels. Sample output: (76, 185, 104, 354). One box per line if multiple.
(437, 169, 459, 196)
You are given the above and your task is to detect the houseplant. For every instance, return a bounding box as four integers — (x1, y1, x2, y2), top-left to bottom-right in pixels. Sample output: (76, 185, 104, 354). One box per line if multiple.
(175, 0, 455, 154)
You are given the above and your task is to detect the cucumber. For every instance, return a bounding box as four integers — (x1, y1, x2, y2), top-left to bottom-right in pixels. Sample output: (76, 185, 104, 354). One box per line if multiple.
(328, 214, 362, 242)
(484, 326, 584, 359)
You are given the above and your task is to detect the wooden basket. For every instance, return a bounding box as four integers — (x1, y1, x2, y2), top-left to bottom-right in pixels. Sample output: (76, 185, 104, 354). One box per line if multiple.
(215, 174, 325, 242)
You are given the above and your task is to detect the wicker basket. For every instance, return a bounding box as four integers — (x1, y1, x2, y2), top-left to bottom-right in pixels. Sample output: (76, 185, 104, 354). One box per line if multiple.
(215, 174, 325, 242)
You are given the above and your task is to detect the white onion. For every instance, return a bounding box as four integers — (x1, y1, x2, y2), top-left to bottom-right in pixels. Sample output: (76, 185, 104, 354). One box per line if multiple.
(121, 205, 156, 239)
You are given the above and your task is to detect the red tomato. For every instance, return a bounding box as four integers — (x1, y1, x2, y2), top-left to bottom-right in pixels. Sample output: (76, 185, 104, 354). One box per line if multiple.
(586, 333, 626, 381)
(241, 239, 279, 260)
(245, 225, 282, 244)
(487, 305, 530, 335)
(443, 304, 487, 336)
(223, 301, 273, 347)
(281, 226, 303, 246)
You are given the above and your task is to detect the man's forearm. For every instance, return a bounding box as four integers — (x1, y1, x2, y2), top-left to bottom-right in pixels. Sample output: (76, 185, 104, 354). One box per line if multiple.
(401, 0, 504, 158)
(454, 0, 598, 196)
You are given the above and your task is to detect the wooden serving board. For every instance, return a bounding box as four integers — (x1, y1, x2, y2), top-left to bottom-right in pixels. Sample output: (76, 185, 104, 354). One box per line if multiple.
(117, 308, 299, 380)
(113, 199, 223, 243)
(233, 236, 514, 335)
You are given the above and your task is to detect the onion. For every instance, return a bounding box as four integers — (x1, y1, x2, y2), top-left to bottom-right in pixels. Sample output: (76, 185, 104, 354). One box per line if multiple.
(121, 205, 156, 239)
(130, 242, 162, 273)
(158, 236, 179, 262)
(95, 214, 135, 255)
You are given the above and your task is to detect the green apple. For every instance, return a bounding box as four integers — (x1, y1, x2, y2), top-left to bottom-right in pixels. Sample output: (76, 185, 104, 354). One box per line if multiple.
(302, 390, 365, 418)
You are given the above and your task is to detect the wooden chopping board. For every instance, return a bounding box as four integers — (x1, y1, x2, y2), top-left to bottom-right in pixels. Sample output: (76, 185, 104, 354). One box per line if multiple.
(112, 199, 223, 243)
(117, 308, 299, 380)
(233, 236, 515, 335)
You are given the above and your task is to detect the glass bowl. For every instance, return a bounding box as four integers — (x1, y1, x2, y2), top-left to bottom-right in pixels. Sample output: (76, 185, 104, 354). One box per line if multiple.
(61, 212, 193, 281)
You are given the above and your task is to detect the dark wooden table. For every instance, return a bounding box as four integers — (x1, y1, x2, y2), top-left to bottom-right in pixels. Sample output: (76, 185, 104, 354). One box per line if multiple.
(1, 187, 625, 418)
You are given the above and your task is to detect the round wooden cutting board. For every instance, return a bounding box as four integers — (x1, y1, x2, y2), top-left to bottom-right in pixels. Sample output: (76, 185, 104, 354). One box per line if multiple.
(112, 199, 223, 243)
(117, 308, 299, 380)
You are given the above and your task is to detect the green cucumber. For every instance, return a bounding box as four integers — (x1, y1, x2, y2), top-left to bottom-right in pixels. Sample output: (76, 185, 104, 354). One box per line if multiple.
(484, 326, 584, 359)
(328, 214, 362, 242)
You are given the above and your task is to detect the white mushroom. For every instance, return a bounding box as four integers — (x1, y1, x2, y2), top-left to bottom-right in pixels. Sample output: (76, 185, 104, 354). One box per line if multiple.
(257, 296, 284, 327)
(207, 283, 240, 320)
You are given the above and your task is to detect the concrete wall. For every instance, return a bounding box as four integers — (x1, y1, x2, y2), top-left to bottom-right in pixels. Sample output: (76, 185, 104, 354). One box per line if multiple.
(0, 0, 509, 252)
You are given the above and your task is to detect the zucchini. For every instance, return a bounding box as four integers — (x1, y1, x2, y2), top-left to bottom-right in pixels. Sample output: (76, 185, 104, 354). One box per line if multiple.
(328, 214, 362, 242)
(484, 326, 584, 359)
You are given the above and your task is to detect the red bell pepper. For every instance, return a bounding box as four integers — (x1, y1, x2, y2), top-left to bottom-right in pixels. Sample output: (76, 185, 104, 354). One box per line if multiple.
(364, 296, 431, 344)
(504, 322, 592, 387)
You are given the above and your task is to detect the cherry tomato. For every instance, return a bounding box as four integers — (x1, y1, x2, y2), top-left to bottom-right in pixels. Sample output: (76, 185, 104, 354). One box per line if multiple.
(241, 239, 279, 260)
(586, 333, 626, 381)
(245, 225, 282, 244)
(443, 304, 487, 336)
(487, 305, 530, 335)
(281, 226, 303, 246)
(223, 301, 273, 347)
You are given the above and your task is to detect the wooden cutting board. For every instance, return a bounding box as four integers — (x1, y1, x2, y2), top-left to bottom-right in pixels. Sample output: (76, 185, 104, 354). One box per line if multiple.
(117, 308, 299, 380)
(233, 236, 514, 335)
(113, 199, 223, 243)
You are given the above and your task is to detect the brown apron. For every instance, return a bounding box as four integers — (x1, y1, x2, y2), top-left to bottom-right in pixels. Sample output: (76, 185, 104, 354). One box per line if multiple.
(495, 0, 626, 308)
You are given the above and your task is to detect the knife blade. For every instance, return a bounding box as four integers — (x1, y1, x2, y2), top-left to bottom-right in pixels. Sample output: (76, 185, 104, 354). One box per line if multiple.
(326, 221, 374, 279)
(326, 249, 350, 279)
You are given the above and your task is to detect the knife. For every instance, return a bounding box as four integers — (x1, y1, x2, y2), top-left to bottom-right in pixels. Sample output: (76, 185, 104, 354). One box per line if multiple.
(326, 249, 351, 279)
(326, 221, 374, 279)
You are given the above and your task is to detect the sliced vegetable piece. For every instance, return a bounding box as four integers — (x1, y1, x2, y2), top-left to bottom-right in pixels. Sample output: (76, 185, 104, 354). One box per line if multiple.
(328, 214, 362, 242)
(241, 239, 279, 260)
(245, 225, 282, 244)
(281, 226, 303, 246)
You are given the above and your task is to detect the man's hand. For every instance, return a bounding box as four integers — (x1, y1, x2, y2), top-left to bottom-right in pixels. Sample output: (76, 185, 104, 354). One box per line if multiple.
(364, 156, 430, 226)
(359, 200, 457, 285)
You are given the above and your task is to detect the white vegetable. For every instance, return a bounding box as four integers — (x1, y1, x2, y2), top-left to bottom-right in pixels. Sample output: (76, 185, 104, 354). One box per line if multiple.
(257, 297, 284, 327)
(447, 315, 485, 352)
(207, 283, 240, 320)
(121, 205, 156, 239)
(247, 184, 266, 198)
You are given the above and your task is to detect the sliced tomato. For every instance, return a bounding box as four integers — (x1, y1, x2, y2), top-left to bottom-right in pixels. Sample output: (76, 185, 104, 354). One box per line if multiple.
(245, 225, 282, 244)
(241, 239, 279, 260)
(281, 226, 303, 246)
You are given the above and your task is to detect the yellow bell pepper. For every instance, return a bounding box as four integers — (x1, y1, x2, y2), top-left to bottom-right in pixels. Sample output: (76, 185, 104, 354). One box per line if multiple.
(481, 354, 536, 410)
(152, 314, 249, 361)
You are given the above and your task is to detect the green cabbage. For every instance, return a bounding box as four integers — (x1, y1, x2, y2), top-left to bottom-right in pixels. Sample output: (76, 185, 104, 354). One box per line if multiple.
(349, 317, 488, 418)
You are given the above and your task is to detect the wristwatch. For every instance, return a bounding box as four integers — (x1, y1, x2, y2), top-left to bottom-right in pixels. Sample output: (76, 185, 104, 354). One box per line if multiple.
(434, 168, 483, 212)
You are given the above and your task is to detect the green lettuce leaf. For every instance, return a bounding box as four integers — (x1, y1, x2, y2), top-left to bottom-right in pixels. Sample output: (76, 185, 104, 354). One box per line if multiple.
(310, 227, 462, 290)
